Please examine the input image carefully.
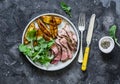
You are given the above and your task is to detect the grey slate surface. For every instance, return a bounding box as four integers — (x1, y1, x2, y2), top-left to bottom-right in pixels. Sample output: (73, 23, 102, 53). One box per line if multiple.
(0, 0, 120, 84)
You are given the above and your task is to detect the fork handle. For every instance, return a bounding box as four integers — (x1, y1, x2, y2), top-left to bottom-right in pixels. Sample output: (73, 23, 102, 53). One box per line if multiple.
(78, 31, 83, 63)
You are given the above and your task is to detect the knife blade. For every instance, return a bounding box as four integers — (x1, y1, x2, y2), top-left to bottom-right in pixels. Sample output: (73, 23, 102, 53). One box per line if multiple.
(81, 14, 96, 71)
(86, 14, 96, 46)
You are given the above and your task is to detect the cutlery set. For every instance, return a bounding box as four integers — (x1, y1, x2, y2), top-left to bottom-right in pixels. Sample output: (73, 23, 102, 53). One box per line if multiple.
(78, 13, 96, 71)
(19, 13, 96, 71)
(19, 13, 115, 71)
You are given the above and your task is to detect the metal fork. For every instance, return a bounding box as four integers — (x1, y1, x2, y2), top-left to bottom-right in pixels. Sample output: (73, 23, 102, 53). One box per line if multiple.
(78, 13, 85, 63)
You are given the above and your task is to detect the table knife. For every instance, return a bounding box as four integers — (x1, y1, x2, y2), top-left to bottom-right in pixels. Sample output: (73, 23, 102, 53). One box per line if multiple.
(81, 14, 96, 71)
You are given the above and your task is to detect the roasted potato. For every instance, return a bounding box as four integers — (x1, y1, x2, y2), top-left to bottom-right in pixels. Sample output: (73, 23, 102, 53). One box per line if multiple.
(52, 17, 58, 38)
(41, 15, 53, 24)
(36, 19, 51, 37)
(27, 22, 35, 31)
(35, 15, 62, 40)
(53, 16, 62, 25)
(36, 29, 51, 41)
(24, 22, 35, 44)
(50, 25, 56, 38)
(24, 38, 29, 44)
(41, 15, 62, 25)
(43, 33, 52, 41)
(36, 29, 43, 38)
(25, 22, 35, 39)
(50, 25, 58, 38)
(54, 26, 58, 37)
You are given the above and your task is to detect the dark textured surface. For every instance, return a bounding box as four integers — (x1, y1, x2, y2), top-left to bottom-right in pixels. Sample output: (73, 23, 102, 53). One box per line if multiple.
(0, 0, 120, 84)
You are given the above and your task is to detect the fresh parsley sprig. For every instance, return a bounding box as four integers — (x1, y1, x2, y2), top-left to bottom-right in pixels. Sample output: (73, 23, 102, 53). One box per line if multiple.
(60, 1, 72, 17)
(109, 25, 120, 47)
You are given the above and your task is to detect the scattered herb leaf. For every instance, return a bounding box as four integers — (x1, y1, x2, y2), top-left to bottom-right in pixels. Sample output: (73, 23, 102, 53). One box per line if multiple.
(109, 25, 120, 47)
(60, 1, 72, 17)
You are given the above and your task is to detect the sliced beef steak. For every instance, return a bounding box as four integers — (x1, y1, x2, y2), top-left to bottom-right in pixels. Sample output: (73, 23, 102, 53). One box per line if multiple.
(60, 38, 72, 59)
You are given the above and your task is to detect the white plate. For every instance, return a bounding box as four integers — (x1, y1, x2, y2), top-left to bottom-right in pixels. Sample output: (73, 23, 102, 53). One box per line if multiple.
(22, 13, 80, 71)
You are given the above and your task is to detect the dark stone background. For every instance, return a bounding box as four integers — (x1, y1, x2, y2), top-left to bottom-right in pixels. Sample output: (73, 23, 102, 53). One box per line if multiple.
(0, 0, 120, 84)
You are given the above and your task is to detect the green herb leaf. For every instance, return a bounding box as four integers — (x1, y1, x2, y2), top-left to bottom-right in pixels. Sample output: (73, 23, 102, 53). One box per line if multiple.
(19, 44, 32, 56)
(109, 25, 120, 47)
(41, 43, 48, 49)
(19, 44, 28, 52)
(26, 30, 36, 41)
(38, 55, 53, 65)
(60, 1, 72, 17)
(19, 37, 55, 65)
(109, 25, 116, 39)
(47, 39, 55, 48)
(34, 46, 40, 51)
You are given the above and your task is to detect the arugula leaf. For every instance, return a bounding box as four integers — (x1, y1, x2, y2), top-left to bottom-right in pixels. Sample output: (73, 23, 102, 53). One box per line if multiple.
(19, 44, 32, 57)
(19, 36, 55, 65)
(19, 44, 28, 52)
(41, 43, 48, 49)
(109, 25, 120, 47)
(26, 30, 36, 41)
(47, 39, 55, 48)
(38, 55, 53, 65)
(60, 1, 72, 17)
(32, 55, 41, 61)
(37, 37, 46, 44)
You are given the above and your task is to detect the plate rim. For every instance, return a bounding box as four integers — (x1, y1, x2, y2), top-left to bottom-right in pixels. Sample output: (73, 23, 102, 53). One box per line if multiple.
(22, 13, 80, 71)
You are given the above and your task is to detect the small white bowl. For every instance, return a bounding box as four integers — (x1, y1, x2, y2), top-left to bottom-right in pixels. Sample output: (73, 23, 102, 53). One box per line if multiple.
(99, 36, 115, 53)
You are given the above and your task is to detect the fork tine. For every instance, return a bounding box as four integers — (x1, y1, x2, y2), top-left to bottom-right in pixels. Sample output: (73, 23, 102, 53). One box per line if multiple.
(78, 14, 81, 26)
(81, 14, 85, 26)
(83, 14, 85, 26)
(78, 13, 85, 26)
(79, 13, 83, 25)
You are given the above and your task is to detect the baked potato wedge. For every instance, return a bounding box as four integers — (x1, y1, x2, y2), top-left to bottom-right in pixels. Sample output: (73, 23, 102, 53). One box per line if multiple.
(53, 16, 62, 25)
(36, 19, 51, 37)
(41, 15, 62, 25)
(37, 28, 52, 41)
(24, 22, 35, 44)
(27, 22, 35, 31)
(36, 29, 43, 38)
(40, 15, 53, 24)
(50, 25, 56, 38)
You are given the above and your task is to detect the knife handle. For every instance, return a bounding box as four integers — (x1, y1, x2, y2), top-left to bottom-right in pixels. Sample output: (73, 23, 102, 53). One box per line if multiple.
(81, 47, 90, 71)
